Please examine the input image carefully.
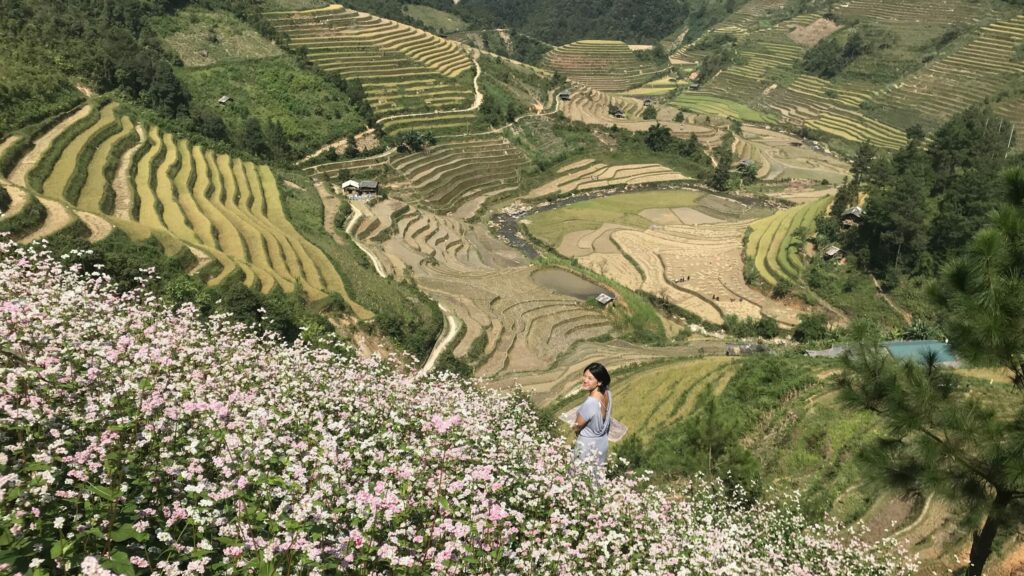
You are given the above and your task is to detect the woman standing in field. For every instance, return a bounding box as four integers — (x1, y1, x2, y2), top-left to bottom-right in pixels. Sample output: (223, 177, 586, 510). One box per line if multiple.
(572, 362, 612, 476)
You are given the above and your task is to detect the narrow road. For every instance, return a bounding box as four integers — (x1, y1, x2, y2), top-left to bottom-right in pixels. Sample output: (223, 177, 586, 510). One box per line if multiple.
(420, 305, 461, 373)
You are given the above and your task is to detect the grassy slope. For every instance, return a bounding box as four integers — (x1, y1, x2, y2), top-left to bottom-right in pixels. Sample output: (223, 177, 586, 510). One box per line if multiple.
(175, 57, 364, 158)
(153, 9, 282, 67)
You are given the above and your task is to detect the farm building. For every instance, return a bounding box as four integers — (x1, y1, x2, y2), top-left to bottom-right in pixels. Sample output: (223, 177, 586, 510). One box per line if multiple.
(609, 105, 626, 118)
(341, 179, 360, 193)
(689, 82, 700, 91)
(823, 245, 844, 260)
(359, 180, 379, 194)
(595, 293, 615, 306)
(841, 206, 864, 226)
(558, 90, 572, 101)
(217, 95, 232, 105)
(642, 97, 654, 107)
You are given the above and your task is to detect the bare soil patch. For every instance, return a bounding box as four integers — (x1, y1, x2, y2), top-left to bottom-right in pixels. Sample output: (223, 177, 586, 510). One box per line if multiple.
(787, 17, 839, 47)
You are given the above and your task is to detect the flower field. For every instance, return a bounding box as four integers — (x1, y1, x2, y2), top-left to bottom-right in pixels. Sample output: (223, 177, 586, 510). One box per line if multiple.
(0, 237, 916, 574)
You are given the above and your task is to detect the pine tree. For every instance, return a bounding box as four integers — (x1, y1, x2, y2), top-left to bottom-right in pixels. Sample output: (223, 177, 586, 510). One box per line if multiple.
(842, 167, 1024, 576)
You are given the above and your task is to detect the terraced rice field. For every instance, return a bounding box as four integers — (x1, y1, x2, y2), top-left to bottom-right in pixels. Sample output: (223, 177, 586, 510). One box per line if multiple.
(867, 15, 1024, 130)
(672, 93, 775, 123)
(762, 83, 908, 149)
(745, 195, 832, 287)
(524, 159, 691, 199)
(559, 87, 730, 148)
(265, 4, 473, 116)
(377, 109, 477, 136)
(672, 0, 788, 62)
(994, 97, 1024, 149)
(528, 190, 803, 325)
(493, 339, 726, 403)
(304, 149, 395, 181)
(388, 134, 529, 217)
(623, 75, 681, 97)
(604, 357, 736, 441)
(347, 197, 623, 384)
(1, 102, 358, 307)
(544, 40, 666, 92)
(833, 0, 1002, 35)
(732, 126, 850, 182)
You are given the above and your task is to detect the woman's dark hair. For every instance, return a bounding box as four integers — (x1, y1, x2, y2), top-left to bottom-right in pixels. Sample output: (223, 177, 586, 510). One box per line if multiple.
(584, 362, 611, 392)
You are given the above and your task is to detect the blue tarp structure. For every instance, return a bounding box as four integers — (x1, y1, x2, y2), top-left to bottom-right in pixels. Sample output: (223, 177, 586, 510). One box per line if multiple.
(883, 340, 959, 366)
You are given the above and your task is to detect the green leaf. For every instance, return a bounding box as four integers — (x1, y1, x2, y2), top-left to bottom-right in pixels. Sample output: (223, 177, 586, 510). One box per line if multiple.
(437, 494, 452, 512)
(50, 540, 63, 559)
(102, 551, 136, 576)
(87, 484, 116, 502)
(110, 523, 148, 543)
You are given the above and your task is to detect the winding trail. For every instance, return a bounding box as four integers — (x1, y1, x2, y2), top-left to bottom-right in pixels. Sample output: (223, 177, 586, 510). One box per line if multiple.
(341, 198, 388, 278)
(299, 126, 378, 165)
(420, 304, 462, 373)
(871, 274, 913, 324)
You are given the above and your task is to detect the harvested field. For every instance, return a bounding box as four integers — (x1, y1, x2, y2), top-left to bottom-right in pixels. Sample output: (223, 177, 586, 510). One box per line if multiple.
(544, 40, 666, 92)
(557, 86, 732, 151)
(526, 189, 705, 247)
(41, 103, 116, 201)
(265, 4, 473, 116)
(732, 126, 849, 182)
(528, 190, 802, 325)
(388, 134, 529, 216)
(348, 196, 622, 380)
(786, 17, 839, 46)
(524, 160, 691, 200)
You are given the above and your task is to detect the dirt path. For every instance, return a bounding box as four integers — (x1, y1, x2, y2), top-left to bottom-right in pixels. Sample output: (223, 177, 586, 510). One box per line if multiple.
(375, 56, 483, 125)
(420, 305, 461, 373)
(298, 126, 378, 165)
(9, 105, 94, 189)
(310, 180, 375, 319)
(0, 178, 29, 220)
(112, 124, 146, 220)
(20, 197, 76, 243)
(341, 198, 388, 278)
(871, 274, 912, 324)
(76, 210, 113, 242)
(0, 134, 21, 160)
